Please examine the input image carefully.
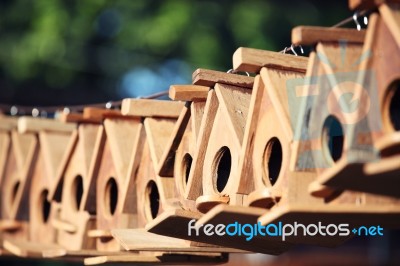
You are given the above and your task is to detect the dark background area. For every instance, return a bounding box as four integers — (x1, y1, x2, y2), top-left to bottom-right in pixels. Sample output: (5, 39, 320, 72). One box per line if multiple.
(0, 0, 350, 107)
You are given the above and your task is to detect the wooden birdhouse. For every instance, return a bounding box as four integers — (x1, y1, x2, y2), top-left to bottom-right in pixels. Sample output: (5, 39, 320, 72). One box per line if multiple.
(0, 117, 38, 244)
(52, 112, 105, 251)
(158, 85, 209, 212)
(122, 99, 183, 229)
(0, 116, 26, 242)
(255, 26, 400, 245)
(191, 70, 254, 213)
(311, 6, 400, 198)
(147, 70, 290, 254)
(88, 105, 144, 251)
(25, 117, 75, 255)
(0, 116, 75, 257)
(188, 51, 310, 251)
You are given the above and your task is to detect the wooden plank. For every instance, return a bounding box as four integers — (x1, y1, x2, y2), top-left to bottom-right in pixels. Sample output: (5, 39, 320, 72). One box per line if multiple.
(87, 229, 113, 239)
(192, 69, 254, 89)
(18, 117, 76, 134)
(84, 255, 161, 265)
(49, 129, 78, 201)
(191, 102, 206, 143)
(236, 76, 264, 194)
(112, 228, 242, 253)
(215, 83, 252, 144)
(0, 116, 18, 131)
(194, 204, 293, 254)
(83, 107, 121, 121)
(232, 47, 308, 73)
(39, 131, 73, 184)
(292, 26, 366, 46)
(380, 3, 400, 46)
(313, 153, 400, 197)
(258, 203, 400, 237)
(144, 117, 177, 170)
(58, 112, 101, 124)
(169, 85, 210, 101)
(121, 99, 184, 118)
(3, 238, 66, 258)
(157, 105, 191, 177)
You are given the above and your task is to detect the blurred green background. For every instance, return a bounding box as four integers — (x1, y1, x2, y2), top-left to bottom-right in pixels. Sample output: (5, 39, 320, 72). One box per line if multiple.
(0, 0, 350, 107)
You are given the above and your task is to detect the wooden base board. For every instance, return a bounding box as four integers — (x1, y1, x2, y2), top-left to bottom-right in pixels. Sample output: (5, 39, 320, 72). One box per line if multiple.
(84, 252, 228, 265)
(1, 238, 140, 261)
(2, 239, 66, 258)
(195, 205, 293, 254)
(146, 206, 291, 254)
(313, 156, 400, 198)
(258, 203, 400, 245)
(112, 228, 244, 253)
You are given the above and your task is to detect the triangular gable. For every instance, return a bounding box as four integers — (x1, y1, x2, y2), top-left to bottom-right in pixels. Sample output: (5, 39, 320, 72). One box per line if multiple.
(214, 83, 252, 145)
(39, 131, 73, 186)
(157, 105, 191, 177)
(144, 118, 177, 172)
(260, 67, 305, 141)
(104, 118, 142, 184)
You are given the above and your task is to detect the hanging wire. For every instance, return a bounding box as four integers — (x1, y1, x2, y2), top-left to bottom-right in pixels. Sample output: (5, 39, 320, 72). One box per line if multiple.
(0, 90, 169, 117)
(279, 9, 371, 55)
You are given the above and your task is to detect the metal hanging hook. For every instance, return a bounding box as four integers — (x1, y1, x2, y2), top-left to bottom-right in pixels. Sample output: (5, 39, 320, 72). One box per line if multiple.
(290, 44, 304, 56)
(353, 12, 361, 31)
(363, 16, 368, 26)
(227, 69, 250, 77)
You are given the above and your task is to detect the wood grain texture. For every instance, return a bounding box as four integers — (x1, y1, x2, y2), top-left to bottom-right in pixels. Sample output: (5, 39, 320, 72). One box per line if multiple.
(292, 26, 366, 45)
(380, 2, 400, 46)
(194, 204, 292, 254)
(233, 47, 308, 74)
(83, 107, 121, 121)
(169, 85, 210, 101)
(0, 116, 18, 131)
(185, 90, 219, 200)
(157, 105, 191, 177)
(18, 117, 76, 134)
(94, 117, 142, 251)
(192, 68, 254, 89)
(112, 228, 240, 253)
(3, 238, 66, 258)
(196, 83, 252, 212)
(56, 123, 103, 250)
(121, 99, 184, 118)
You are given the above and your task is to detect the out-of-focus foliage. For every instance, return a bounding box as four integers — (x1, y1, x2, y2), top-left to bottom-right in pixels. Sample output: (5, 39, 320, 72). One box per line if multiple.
(0, 0, 349, 106)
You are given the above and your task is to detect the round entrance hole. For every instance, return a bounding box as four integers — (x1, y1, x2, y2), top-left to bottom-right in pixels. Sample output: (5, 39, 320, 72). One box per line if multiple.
(40, 190, 51, 223)
(181, 153, 193, 192)
(105, 177, 118, 216)
(145, 180, 160, 221)
(263, 137, 283, 186)
(322, 115, 344, 163)
(212, 146, 232, 193)
(72, 175, 84, 211)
